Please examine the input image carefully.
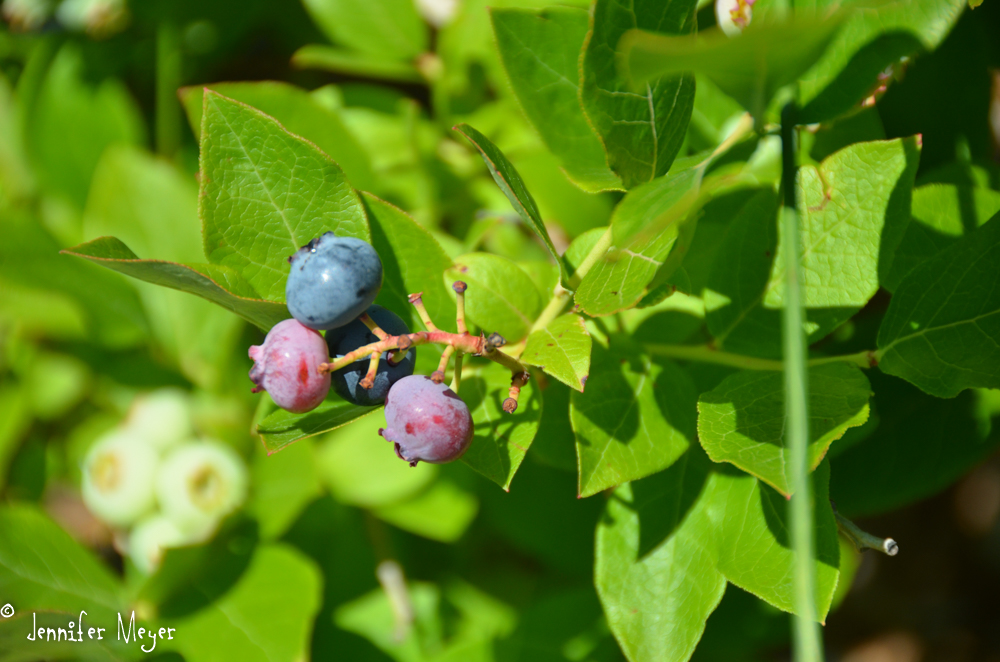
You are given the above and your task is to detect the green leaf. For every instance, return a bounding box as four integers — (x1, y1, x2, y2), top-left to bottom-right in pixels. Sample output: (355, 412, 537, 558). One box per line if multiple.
(521, 314, 592, 392)
(256, 399, 380, 454)
(596, 452, 839, 662)
(291, 46, 425, 83)
(714, 138, 920, 356)
(575, 159, 704, 316)
(619, 17, 845, 122)
(179, 82, 375, 191)
(490, 7, 621, 193)
(698, 363, 871, 496)
(316, 410, 438, 508)
(571, 341, 698, 497)
(453, 124, 570, 286)
(162, 544, 321, 662)
(883, 183, 1000, 291)
(301, 0, 427, 61)
(581, 0, 697, 188)
(373, 480, 479, 543)
(702, 188, 780, 346)
(336, 582, 443, 662)
(877, 214, 1000, 397)
(459, 361, 541, 491)
(363, 192, 456, 331)
(445, 253, 542, 343)
(830, 371, 1000, 516)
(0, 505, 124, 621)
(248, 439, 322, 540)
(62, 237, 289, 331)
(798, 0, 967, 123)
(199, 91, 369, 301)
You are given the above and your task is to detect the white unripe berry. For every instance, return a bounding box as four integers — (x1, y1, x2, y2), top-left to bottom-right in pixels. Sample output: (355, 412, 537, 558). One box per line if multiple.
(156, 441, 248, 533)
(81, 431, 158, 528)
(123, 388, 193, 453)
(128, 515, 189, 575)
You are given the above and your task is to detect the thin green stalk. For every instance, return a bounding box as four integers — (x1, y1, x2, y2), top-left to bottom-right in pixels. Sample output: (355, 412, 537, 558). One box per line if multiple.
(782, 103, 823, 662)
(644, 344, 872, 371)
(155, 22, 182, 159)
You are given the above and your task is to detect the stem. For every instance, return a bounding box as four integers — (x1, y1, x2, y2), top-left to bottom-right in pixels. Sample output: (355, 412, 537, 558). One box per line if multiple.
(835, 512, 898, 556)
(782, 103, 823, 662)
(568, 227, 613, 290)
(155, 22, 182, 160)
(450, 354, 463, 392)
(644, 345, 874, 371)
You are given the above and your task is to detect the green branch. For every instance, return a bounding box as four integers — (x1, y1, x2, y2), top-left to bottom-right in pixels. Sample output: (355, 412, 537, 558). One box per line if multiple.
(644, 344, 874, 371)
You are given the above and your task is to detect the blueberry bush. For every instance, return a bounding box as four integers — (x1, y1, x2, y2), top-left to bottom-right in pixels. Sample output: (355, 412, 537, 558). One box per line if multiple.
(1, 0, 999, 660)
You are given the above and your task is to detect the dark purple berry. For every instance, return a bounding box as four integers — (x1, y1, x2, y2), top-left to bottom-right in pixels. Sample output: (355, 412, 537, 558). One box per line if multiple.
(249, 319, 330, 413)
(380, 375, 473, 466)
(326, 305, 416, 406)
(285, 233, 383, 330)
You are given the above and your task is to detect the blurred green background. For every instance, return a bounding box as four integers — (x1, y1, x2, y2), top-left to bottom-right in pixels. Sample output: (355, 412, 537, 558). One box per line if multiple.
(2, 0, 1000, 660)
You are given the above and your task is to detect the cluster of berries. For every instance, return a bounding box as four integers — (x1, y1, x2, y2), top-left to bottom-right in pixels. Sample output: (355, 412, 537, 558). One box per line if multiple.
(249, 233, 478, 466)
(80, 389, 248, 574)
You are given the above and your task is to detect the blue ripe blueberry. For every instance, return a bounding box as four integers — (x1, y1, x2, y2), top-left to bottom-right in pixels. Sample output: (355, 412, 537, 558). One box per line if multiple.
(286, 233, 383, 330)
(326, 305, 416, 406)
(380, 375, 474, 466)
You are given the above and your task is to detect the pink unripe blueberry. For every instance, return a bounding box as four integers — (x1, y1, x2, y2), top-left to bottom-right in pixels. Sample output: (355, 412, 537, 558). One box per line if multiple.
(380, 375, 474, 466)
(249, 319, 331, 413)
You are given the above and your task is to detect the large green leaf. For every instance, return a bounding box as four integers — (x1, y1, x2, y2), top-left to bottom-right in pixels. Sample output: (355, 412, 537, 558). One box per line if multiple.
(521, 314, 592, 392)
(698, 363, 871, 496)
(459, 361, 541, 491)
(490, 7, 621, 193)
(199, 91, 369, 301)
(301, 0, 427, 61)
(62, 237, 289, 331)
(830, 370, 1000, 516)
(580, 0, 697, 189)
(571, 340, 698, 497)
(445, 253, 542, 343)
(703, 188, 780, 343)
(596, 452, 839, 662)
(363, 193, 456, 331)
(619, 17, 844, 122)
(877, 214, 1000, 397)
(179, 82, 375, 191)
(714, 137, 920, 356)
(797, 0, 967, 123)
(575, 161, 703, 316)
(453, 124, 570, 286)
(883, 183, 1000, 291)
(256, 399, 380, 454)
(162, 544, 321, 662)
(0, 505, 124, 621)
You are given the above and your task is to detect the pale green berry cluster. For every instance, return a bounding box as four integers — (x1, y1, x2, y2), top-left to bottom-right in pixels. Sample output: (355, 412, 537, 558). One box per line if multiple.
(80, 388, 248, 575)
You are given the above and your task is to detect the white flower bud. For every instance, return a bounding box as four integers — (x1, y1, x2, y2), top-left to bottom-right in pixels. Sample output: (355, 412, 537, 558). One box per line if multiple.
(124, 388, 193, 453)
(81, 431, 158, 528)
(715, 0, 754, 37)
(415, 0, 457, 28)
(156, 441, 247, 533)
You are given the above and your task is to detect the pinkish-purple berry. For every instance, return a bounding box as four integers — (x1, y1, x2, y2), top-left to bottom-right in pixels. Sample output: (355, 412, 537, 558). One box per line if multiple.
(249, 319, 331, 413)
(380, 375, 474, 466)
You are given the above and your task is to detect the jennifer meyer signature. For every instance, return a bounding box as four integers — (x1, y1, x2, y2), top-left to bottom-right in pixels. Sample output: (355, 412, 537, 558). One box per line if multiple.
(2, 604, 176, 654)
